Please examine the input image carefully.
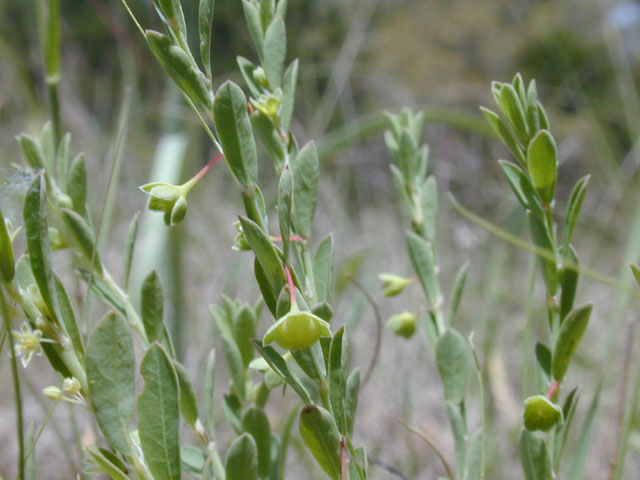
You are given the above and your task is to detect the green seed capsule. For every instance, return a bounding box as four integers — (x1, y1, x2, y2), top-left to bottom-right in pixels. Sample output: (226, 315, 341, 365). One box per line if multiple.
(523, 395, 563, 432)
(263, 306, 331, 351)
(386, 311, 417, 338)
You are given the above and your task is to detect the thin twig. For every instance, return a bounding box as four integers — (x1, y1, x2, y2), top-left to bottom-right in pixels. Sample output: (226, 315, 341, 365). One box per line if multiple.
(1, 290, 24, 480)
(367, 456, 411, 480)
(608, 320, 636, 480)
(345, 274, 381, 388)
(398, 419, 455, 480)
(448, 193, 640, 298)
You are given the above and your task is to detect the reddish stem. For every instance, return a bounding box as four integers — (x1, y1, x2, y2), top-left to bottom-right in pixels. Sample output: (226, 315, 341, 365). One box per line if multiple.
(340, 438, 347, 480)
(193, 153, 224, 183)
(272, 235, 307, 244)
(546, 381, 559, 400)
(284, 265, 296, 306)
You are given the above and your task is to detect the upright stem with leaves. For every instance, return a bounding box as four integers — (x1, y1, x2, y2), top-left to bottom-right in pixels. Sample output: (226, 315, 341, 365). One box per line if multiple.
(481, 73, 592, 480)
(382, 109, 485, 480)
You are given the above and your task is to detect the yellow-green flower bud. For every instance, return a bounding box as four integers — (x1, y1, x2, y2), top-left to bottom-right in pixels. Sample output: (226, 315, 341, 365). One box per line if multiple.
(378, 273, 414, 297)
(48, 227, 67, 250)
(523, 395, 564, 432)
(231, 220, 251, 251)
(251, 90, 282, 121)
(62, 377, 81, 396)
(43, 386, 63, 400)
(386, 311, 418, 339)
(252, 67, 269, 88)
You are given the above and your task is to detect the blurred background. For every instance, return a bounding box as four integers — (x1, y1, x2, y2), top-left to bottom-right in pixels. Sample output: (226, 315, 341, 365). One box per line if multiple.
(2, 0, 640, 478)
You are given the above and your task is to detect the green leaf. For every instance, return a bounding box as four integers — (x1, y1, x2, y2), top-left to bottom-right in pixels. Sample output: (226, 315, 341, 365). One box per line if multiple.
(242, 407, 272, 477)
(535, 342, 551, 394)
(18, 134, 45, 169)
(560, 245, 579, 321)
(519, 429, 552, 480)
(181, 446, 206, 475)
(223, 393, 243, 434)
(446, 402, 466, 478)
(77, 269, 125, 316)
(280, 59, 298, 132)
(251, 340, 312, 404)
(480, 107, 526, 165)
(68, 153, 88, 217)
(252, 262, 276, 319)
(314, 234, 333, 304)
(299, 405, 342, 480)
(199, 0, 215, 76)
(233, 305, 257, 368)
(406, 231, 441, 307)
(420, 175, 438, 241)
(123, 211, 140, 290)
(141, 270, 164, 343)
(328, 326, 348, 434)
(173, 360, 199, 427)
(240, 216, 285, 293)
(237, 56, 262, 98)
(213, 81, 258, 188)
(86, 313, 135, 454)
(260, 0, 275, 31)
(85, 446, 129, 480)
(448, 262, 468, 326)
(561, 175, 590, 255)
(497, 83, 529, 144)
(567, 383, 600, 480)
(291, 341, 326, 381)
(226, 433, 258, 480)
(345, 368, 360, 437)
(554, 387, 580, 469)
(138, 343, 181, 480)
(278, 167, 293, 260)
(242, 0, 264, 59)
(0, 206, 15, 282)
(631, 263, 640, 288)
(498, 160, 542, 215)
(312, 301, 334, 322)
(263, 17, 286, 89)
(151, 0, 187, 45)
(61, 208, 102, 274)
(527, 211, 558, 295)
(203, 349, 216, 439)
(526, 79, 540, 134)
(221, 333, 246, 401)
(552, 303, 592, 381)
(291, 141, 319, 239)
(146, 30, 212, 112)
(24, 173, 59, 321)
(252, 110, 286, 165)
(465, 429, 484, 480)
(55, 133, 71, 192)
(40, 123, 56, 171)
(53, 274, 84, 358)
(436, 329, 470, 404)
(527, 130, 557, 204)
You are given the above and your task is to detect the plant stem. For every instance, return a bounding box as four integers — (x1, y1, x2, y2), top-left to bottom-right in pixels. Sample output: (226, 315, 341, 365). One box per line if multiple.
(1, 289, 25, 480)
(24, 397, 60, 462)
(47, 83, 62, 145)
(183, 153, 224, 192)
(345, 274, 382, 388)
(302, 248, 317, 305)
